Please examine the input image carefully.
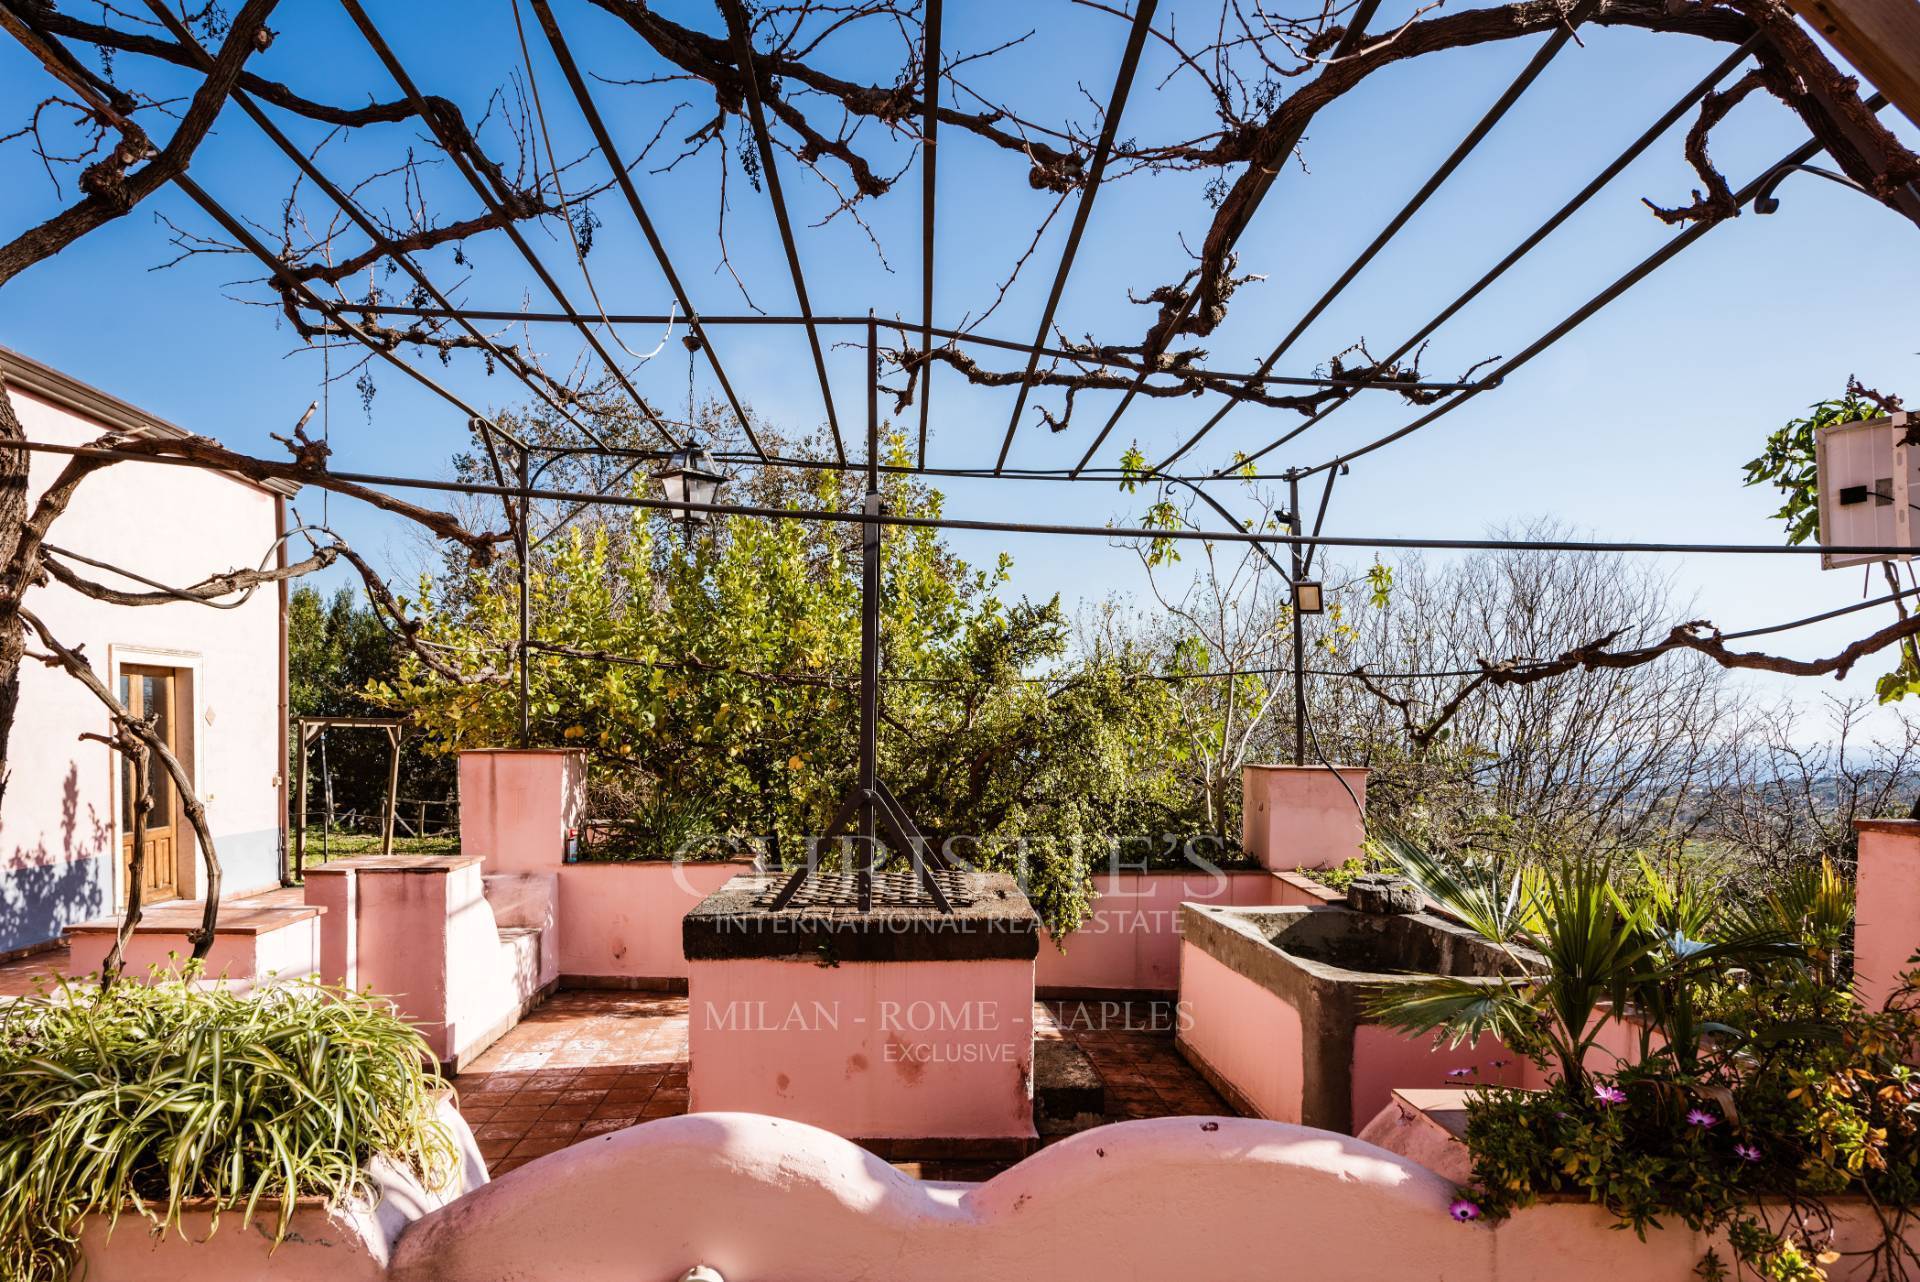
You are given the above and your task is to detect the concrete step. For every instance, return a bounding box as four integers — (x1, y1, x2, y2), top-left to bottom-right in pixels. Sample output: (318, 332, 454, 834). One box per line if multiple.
(497, 926, 542, 981)
(1034, 1036, 1105, 1133)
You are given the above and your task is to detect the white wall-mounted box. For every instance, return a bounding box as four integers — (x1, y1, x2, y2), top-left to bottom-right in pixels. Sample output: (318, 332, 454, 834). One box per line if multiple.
(1816, 412, 1918, 570)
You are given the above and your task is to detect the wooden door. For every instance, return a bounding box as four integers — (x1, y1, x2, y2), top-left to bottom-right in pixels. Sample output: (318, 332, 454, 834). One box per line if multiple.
(118, 665, 182, 904)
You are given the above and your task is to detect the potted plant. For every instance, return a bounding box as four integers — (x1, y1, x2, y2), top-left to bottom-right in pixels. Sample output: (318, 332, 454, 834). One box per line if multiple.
(1371, 839, 1920, 1280)
(0, 972, 463, 1282)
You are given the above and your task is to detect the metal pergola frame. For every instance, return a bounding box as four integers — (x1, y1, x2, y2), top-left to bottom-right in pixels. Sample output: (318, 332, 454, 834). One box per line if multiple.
(7, 0, 1917, 910)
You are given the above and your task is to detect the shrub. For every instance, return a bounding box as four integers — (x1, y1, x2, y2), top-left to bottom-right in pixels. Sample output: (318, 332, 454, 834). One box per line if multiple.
(1371, 838, 1920, 1280)
(0, 973, 456, 1282)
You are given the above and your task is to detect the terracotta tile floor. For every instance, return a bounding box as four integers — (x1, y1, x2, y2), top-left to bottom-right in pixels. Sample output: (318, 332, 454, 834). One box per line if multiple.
(454, 992, 1229, 1178)
(1041, 997, 1231, 1120)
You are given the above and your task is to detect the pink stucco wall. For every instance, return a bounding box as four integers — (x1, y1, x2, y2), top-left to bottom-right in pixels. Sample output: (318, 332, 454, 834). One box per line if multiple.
(457, 750, 742, 986)
(0, 371, 285, 953)
(1242, 763, 1368, 871)
(388, 1112, 1913, 1282)
(1175, 942, 1306, 1120)
(1179, 924, 1652, 1133)
(66, 913, 321, 990)
(1854, 819, 1920, 1010)
(1350, 1022, 1526, 1124)
(310, 858, 552, 1068)
(1177, 939, 1529, 1130)
(688, 957, 1035, 1140)
(80, 1095, 485, 1280)
(1035, 869, 1290, 993)
(557, 860, 754, 983)
(457, 750, 584, 875)
(453, 751, 1358, 994)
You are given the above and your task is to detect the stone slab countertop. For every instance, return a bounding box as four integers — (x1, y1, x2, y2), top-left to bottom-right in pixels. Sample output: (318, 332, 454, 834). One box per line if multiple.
(684, 872, 1040, 963)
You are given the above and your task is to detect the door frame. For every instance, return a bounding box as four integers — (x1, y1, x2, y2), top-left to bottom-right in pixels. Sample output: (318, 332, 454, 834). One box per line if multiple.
(108, 646, 203, 908)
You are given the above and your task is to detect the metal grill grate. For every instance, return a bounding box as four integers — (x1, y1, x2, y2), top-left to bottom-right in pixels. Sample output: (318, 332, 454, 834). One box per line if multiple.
(756, 869, 976, 911)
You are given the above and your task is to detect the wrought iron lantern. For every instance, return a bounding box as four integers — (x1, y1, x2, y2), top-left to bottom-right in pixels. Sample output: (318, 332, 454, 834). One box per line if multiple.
(1292, 579, 1324, 615)
(656, 443, 726, 525)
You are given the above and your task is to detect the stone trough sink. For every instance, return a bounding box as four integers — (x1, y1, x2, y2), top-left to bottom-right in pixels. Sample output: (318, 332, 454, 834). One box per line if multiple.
(1175, 880, 1538, 1134)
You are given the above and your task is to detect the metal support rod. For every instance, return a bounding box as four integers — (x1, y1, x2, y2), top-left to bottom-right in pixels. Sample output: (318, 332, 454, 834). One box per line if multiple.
(336, 0, 672, 451)
(1069, 0, 1382, 476)
(1288, 473, 1305, 768)
(142, 0, 540, 465)
(994, 0, 1158, 473)
(17, 431, 1920, 560)
(1217, 35, 1762, 478)
(1300, 464, 1341, 579)
(1297, 96, 1893, 479)
(516, 445, 533, 746)
(293, 718, 309, 880)
(339, 304, 1481, 394)
(859, 316, 883, 898)
(381, 725, 402, 856)
(917, 0, 943, 469)
(527, 0, 768, 460)
(722, 1, 847, 465)
(1158, 0, 1600, 473)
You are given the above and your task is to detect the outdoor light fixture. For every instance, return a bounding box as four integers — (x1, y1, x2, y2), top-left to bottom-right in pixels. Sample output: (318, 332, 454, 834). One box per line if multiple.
(1293, 580, 1324, 615)
(656, 443, 726, 525)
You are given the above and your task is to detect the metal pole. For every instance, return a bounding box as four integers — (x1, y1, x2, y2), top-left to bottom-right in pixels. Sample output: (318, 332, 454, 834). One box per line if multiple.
(1288, 472, 1305, 768)
(293, 718, 309, 880)
(516, 445, 532, 746)
(381, 726, 402, 856)
(859, 316, 882, 905)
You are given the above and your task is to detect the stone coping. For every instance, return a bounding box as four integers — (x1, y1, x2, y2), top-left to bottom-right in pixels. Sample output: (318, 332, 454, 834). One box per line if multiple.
(1180, 901, 1529, 1001)
(1856, 818, 1920, 835)
(304, 854, 485, 874)
(1272, 869, 1345, 903)
(459, 747, 584, 756)
(684, 872, 1040, 963)
(1389, 1087, 1473, 1141)
(66, 903, 324, 936)
(566, 856, 760, 868)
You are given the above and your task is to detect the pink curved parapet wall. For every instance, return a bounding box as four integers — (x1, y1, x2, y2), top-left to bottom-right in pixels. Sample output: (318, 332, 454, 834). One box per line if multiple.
(389, 1113, 1912, 1282)
(1854, 819, 1920, 1011)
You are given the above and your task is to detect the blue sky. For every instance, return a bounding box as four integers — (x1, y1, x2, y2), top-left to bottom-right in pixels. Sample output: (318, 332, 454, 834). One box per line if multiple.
(2, 1, 1917, 730)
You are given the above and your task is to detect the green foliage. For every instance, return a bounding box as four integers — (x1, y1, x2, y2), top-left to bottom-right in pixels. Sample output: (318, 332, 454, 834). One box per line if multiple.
(1743, 392, 1881, 547)
(0, 973, 455, 1282)
(1461, 969, 1920, 1280)
(1386, 841, 1920, 1280)
(1371, 837, 1797, 1092)
(288, 585, 453, 831)
(377, 431, 1191, 934)
(1744, 390, 1920, 704)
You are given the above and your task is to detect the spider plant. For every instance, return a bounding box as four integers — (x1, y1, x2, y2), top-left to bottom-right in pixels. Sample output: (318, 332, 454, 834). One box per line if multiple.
(0, 972, 455, 1282)
(1367, 832, 1800, 1094)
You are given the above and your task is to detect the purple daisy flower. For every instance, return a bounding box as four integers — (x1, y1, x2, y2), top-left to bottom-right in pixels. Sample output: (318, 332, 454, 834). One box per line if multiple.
(1686, 1108, 1720, 1129)
(1593, 1083, 1627, 1106)
(1734, 1143, 1762, 1162)
(1449, 1198, 1483, 1222)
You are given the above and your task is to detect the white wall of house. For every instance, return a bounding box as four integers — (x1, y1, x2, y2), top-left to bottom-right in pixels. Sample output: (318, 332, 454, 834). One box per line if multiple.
(0, 352, 287, 953)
